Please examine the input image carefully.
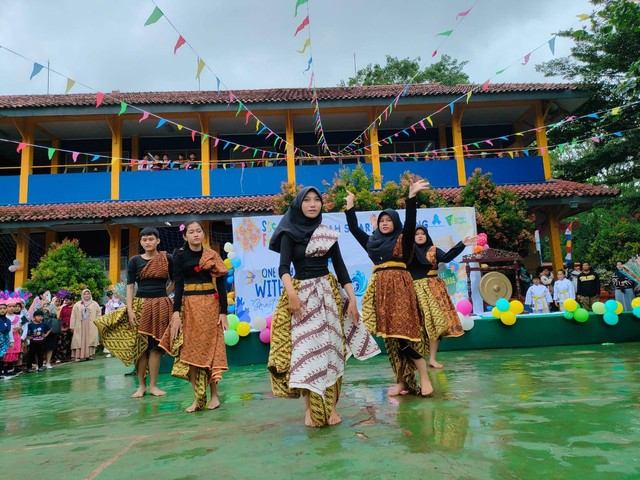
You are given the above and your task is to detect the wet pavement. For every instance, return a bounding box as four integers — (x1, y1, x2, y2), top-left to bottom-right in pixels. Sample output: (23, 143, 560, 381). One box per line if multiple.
(1, 343, 639, 479)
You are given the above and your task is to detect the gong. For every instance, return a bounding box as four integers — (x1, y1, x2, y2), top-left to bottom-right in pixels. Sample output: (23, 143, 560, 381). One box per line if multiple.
(479, 272, 513, 306)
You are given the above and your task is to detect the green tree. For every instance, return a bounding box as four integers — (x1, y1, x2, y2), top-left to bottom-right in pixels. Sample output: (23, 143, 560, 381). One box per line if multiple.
(339, 54, 469, 87)
(24, 239, 110, 300)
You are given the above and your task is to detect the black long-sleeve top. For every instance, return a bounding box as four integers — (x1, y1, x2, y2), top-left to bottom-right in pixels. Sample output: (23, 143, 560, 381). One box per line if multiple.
(173, 247, 227, 313)
(127, 254, 173, 298)
(408, 241, 466, 280)
(576, 271, 600, 297)
(612, 271, 635, 291)
(0, 315, 11, 335)
(278, 234, 351, 287)
(345, 197, 417, 264)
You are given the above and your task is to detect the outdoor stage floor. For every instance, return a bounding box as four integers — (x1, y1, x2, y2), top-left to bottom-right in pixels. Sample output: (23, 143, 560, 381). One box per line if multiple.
(1, 343, 639, 480)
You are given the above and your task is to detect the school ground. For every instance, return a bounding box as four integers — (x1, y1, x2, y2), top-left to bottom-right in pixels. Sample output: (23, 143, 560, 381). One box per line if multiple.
(1, 343, 639, 480)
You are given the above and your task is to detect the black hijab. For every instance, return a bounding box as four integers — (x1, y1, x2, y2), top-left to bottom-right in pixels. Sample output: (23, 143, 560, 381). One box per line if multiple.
(268, 186, 323, 253)
(366, 209, 403, 263)
(413, 226, 434, 265)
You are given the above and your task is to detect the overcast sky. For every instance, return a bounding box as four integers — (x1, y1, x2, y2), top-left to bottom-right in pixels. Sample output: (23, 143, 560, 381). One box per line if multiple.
(0, 0, 594, 96)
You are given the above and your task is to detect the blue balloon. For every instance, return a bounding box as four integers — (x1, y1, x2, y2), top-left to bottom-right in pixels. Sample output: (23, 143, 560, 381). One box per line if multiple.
(633, 306, 640, 318)
(604, 299, 618, 312)
(230, 257, 242, 269)
(226, 276, 234, 284)
(603, 311, 619, 326)
(227, 305, 235, 313)
(496, 298, 510, 312)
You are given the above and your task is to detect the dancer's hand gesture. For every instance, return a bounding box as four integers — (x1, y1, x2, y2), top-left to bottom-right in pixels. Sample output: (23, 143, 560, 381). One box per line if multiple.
(346, 301, 360, 324)
(462, 235, 477, 246)
(170, 311, 181, 341)
(345, 190, 355, 210)
(218, 314, 229, 331)
(288, 292, 303, 319)
(409, 179, 430, 198)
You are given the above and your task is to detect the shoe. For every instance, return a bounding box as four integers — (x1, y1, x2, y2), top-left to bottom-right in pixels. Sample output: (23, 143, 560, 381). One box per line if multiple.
(46, 364, 52, 369)
(37, 366, 46, 372)
(25, 369, 34, 373)
(55, 360, 61, 363)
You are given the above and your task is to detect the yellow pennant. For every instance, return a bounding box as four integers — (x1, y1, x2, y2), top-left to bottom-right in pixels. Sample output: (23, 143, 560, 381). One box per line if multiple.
(255, 119, 260, 131)
(611, 106, 621, 115)
(297, 38, 311, 54)
(233, 144, 240, 152)
(507, 151, 514, 158)
(177, 124, 183, 131)
(577, 13, 590, 21)
(426, 116, 433, 127)
(466, 91, 472, 103)
(196, 58, 205, 79)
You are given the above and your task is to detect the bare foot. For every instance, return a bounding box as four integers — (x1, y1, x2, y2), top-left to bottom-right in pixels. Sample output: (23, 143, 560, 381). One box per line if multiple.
(328, 410, 342, 426)
(304, 409, 316, 427)
(185, 401, 199, 413)
(420, 376, 434, 397)
(131, 387, 146, 398)
(429, 360, 444, 369)
(207, 397, 220, 410)
(387, 382, 407, 396)
(149, 387, 166, 397)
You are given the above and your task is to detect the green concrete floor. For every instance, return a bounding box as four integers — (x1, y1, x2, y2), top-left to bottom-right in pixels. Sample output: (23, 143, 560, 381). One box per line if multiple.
(1, 344, 639, 480)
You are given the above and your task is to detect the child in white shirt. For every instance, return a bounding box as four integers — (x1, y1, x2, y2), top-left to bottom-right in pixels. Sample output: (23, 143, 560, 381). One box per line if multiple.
(553, 269, 575, 311)
(526, 276, 553, 313)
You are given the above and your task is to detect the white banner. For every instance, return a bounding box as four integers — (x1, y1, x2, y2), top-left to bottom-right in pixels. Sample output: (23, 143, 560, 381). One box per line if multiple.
(231, 207, 479, 325)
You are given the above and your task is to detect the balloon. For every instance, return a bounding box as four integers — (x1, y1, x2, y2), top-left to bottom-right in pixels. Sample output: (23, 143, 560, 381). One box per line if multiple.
(8, 265, 16, 272)
(456, 299, 473, 316)
(223, 258, 232, 269)
(491, 307, 501, 318)
(603, 312, 619, 326)
(473, 245, 483, 253)
(226, 276, 234, 285)
(500, 311, 516, 326)
(574, 308, 589, 323)
(224, 330, 239, 346)
(614, 301, 623, 315)
(12, 259, 20, 266)
(230, 257, 242, 269)
(477, 233, 488, 246)
(632, 306, 640, 318)
(563, 298, 578, 313)
(563, 311, 574, 320)
(265, 315, 273, 328)
(227, 305, 236, 313)
(496, 298, 510, 313)
(259, 328, 271, 343)
(604, 299, 618, 312)
(227, 251, 236, 259)
(509, 300, 524, 315)
(223, 242, 234, 253)
(459, 313, 474, 331)
(227, 291, 235, 299)
(252, 316, 267, 331)
(227, 314, 240, 330)
(482, 244, 490, 251)
(236, 322, 251, 337)
(632, 297, 640, 309)
(15, 265, 23, 271)
(592, 302, 606, 315)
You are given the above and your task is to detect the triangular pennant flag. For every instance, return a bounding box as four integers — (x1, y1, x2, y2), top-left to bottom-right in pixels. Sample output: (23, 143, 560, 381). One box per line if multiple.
(486, 139, 494, 146)
(613, 131, 622, 137)
(29, 63, 45, 80)
(436, 30, 453, 37)
(308, 72, 314, 89)
(449, 102, 454, 115)
(472, 142, 479, 148)
(457, 8, 472, 19)
(466, 91, 472, 103)
(432, 49, 438, 58)
(499, 136, 509, 141)
(233, 144, 240, 152)
(229, 92, 235, 104)
(577, 13, 590, 21)
(195, 58, 206, 79)
(216, 77, 221, 94)
(294, 16, 310, 37)
(118, 102, 127, 116)
(587, 113, 599, 119)
(177, 124, 183, 131)
(245, 110, 251, 125)
(16, 142, 27, 153)
(174, 35, 186, 54)
(214, 138, 220, 147)
(507, 151, 514, 158)
(91, 155, 100, 162)
(144, 6, 164, 26)
(419, 120, 426, 130)
(255, 119, 261, 132)
(96, 92, 104, 108)
(304, 57, 312, 72)
(558, 144, 565, 153)
(201, 134, 209, 144)
(236, 101, 243, 116)
(253, 149, 258, 158)
(495, 68, 506, 75)
(426, 116, 433, 127)
(521, 53, 531, 65)
(156, 118, 166, 128)
(224, 141, 231, 150)
(191, 130, 196, 142)
(295, 0, 309, 16)
(482, 79, 490, 91)
(139, 111, 149, 123)
(222, 163, 227, 170)
(591, 136, 600, 143)
(523, 149, 529, 156)
(611, 106, 621, 115)
(47, 147, 55, 160)
(297, 38, 311, 54)
(72, 152, 79, 163)
(65, 78, 75, 94)
(548, 37, 556, 55)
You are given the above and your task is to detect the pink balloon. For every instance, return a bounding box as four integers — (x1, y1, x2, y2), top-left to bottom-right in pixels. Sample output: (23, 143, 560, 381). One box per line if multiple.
(265, 315, 273, 329)
(482, 244, 490, 251)
(456, 299, 473, 316)
(477, 233, 488, 247)
(259, 327, 271, 343)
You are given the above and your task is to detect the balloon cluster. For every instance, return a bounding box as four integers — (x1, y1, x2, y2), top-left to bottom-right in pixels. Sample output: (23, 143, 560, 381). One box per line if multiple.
(455, 299, 475, 331)
(562, 298, 590, 322)
(633, 297, 640, 319)
(7, 259, 23, 273)
(222, 242, 248, 347)
(250, 315, 272, 343)
(472, 233, 490, 255)
(222, 242, 242, 287)
(491, 298, 524, 326)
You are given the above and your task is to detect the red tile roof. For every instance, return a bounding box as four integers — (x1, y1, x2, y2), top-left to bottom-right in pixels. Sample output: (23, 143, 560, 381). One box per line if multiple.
(0, 83, 579, 109)
(0, 180, 616, 224)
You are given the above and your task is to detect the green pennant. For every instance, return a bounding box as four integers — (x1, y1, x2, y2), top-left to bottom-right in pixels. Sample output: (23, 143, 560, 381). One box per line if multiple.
(253, 149, 258, 158)
(472, 142, 479, 148)
(144, 6, 164, 26)
(495, 68, 506, 75)
(235, 101, 243, 117)
(558, 144, 565, 153)
(118, 102, 127, 116)
(201, 134, 209, 144)
(294, 0, 308, 16)
(437, 30, 453, 36)
(47, 147, 55, 160)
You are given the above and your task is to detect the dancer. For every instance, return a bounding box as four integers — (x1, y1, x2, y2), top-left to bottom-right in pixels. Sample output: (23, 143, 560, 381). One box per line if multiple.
(553, 269, 575, 312)
(345, 179, 433, 397)
(268, 187, 379, 427)
(525, 276, 553, 313)
(1, 296, 22, 376)
(161, 221, 229, 413)
(94, 227, 174, 398)
(70, 289, 101, 361)
(408, 226, 476, 369)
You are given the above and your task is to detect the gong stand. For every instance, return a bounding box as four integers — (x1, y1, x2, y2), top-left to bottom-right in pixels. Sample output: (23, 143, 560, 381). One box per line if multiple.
(461, 248, 523, 310)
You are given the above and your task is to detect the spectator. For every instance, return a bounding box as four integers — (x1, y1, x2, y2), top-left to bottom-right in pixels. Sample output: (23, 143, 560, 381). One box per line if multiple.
(54, 294, 74, 362)
(0, 300, 13, 375)
(539, 266, 554, 295)
(70, 289, 101, 362)
(104, 291, 123, 314)
(518, 263, 533, 294)
(553, 269, 575, 311)
(161, 153, 171, 170)
(26, 310, 51, 372)
(568, 262, 581, 291)
(525, 276, 553, 314)
(186, 152, 197, 170)
(151, 154, 162, 171)
(576, 262, 600, 311)
(2, 298, 22, 377)
(176, 153, 186, 169)
(612, 261, 636, 311)
(42, 297, 59, 369)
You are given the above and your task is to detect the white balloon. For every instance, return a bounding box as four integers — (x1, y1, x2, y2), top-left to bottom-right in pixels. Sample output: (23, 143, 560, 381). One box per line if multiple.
(227, 251, 236, 259)
(458, 312, 475, 331)
(13, 259, 20, 266)
(223, 242, 233, 253)
(8, 265, 17, 272)
(252, 316, 267, 331)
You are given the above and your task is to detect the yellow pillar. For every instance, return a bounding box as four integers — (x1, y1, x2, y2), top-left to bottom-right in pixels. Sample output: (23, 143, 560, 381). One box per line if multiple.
(534, 101, 552, 180)
(13, 229, 30, 287)
(45, 230, 56, 249)
(50, 138, 60, 174)
(201, 220, 212, 248)
(109, 117, 122, 200)
(199, 113, 211, 196)
(368, 107, 382, 189)
(452, 104, 467, 186)
(130, 135, 139, 172)
(128, 226, 140, 258)
(106, 225, 122, 286)
(17, 119, 34, 204)
(547, 207, 564, 273)
(285, 110, 296, 185)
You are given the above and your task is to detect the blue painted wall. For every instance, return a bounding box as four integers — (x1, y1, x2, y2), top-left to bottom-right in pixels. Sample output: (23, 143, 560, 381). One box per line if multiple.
(210, 166, 288, 196)
(465, 156, 545, 184)
(296, 163, 373, 189)
(120, 170, 201, 200)
(0, 176, 20, 205)
(28, 173, 111, 204)
(380, 160, 459, 187)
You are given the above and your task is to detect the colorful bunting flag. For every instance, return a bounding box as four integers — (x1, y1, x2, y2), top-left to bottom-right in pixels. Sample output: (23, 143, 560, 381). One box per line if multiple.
(65, 78, 75, 94)
(432, 49, 438, 58)
(482, 79, 490, 91)
(96, 92, 104, 108)
(436, 30, 453, 37)
(191, 130, 196, 141)
(456, 8, 472, 19)
(139, 111, 149, 123)
(297, 38, 311, 54)
(174, 35, 186, 54)
(72, 152, 79, 163)
(47, 147, 55, 160)
(294, 16, 310, 36)
(522, 53, 531, 65)
(304, 57, 312, 72)
(144, 6, 164, 26)
(611, 107, 621, 115)
(577, 13, 590, 21)
(295, 0, 309, 16)
(118, 102, 127, 116)
(156, 118, 166, 128)
(466, 91, 472, 103)
(30, 63, 44, 80)
(196, 58, 205, 79)
(16, 143, 27, 153)
(548, 37, 556, 55)
(91, 155, 100, 162)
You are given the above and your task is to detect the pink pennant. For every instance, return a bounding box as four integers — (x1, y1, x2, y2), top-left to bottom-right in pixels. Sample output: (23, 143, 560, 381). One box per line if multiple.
(410, 125, 416, 134)
(139, 111, 149, 123)
(308, 72, 314, 89)
(245, 110, 251, 125)
(16, 142, 27, 153)
(191, 130, 196, 141)
(419, 120, 426, 130)
(393, 94, 401, 108)
(521, 53, 531, 65)
(229, 92, 235, 104)
(96, 92, 104, 108)
(72, 152, 79, 163)
(174, 35, 186, 54)
(294, 16, 310, 37)
(457, 7, 472, 19)
(486, 139, 494, 146)
(214, 138, 219, 147)
(482, 80, 490, 91)
(266, 131, 273, 140)
(591, 136, 600, 143)
(242, 146, 250, 152)
(129, 158, 135, 167)
(432, 49, 438, 58)
(539, 147, 547, 154)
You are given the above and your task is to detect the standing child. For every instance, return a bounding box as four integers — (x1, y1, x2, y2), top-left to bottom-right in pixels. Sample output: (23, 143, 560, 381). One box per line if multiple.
(0, 299, 14, 376)
(539, 267, 554, 295)
(553, 270, 575, 311)
(2, 297, 23, 377)
(525, 276, 553, 314)
(26, 310, 51, 372)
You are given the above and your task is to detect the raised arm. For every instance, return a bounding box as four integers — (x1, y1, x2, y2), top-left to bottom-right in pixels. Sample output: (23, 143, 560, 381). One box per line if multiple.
(437, 236, 476, 263)
(344, 190, 370, 250)
(402, 179, 430, 261)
